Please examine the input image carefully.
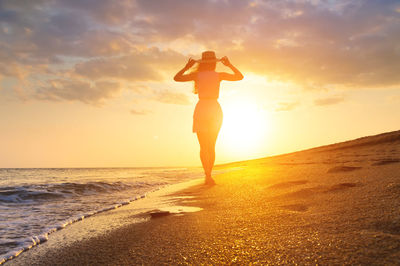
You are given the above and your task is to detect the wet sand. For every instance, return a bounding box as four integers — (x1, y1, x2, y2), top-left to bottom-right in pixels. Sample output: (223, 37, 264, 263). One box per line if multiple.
(9, 130, 400, 265)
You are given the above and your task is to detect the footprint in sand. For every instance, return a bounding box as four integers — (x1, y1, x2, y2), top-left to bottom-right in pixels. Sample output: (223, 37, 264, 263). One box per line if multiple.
(373, 220, 400, 236)
(324, 182, 358, 192)
(268, 180, 308, 189)
(280, 204, 309, 212)
(282, 182, 359, 198)
(149, 210, 171, 219)
(371, 159, 400, 166)
(327, 166, 362, 173)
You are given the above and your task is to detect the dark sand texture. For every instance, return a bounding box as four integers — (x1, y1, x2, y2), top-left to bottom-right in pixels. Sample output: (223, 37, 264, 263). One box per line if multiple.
(9, 130, 400, 265)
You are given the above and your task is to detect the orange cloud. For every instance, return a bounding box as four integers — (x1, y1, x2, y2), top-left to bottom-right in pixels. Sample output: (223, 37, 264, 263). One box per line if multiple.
(275, 101, 300, 111)
(314, 96, 345, 106)
(35, 79, 122, 105)
(1, 0, 399, 106)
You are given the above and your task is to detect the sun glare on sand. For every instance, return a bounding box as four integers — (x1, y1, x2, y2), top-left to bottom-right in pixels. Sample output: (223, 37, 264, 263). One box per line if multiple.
(219, 100, 269, 157)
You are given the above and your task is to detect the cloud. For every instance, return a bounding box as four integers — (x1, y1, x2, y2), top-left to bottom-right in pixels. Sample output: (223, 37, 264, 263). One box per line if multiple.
(57, 0, 137, 25)
(130, 108, 152, 115)
(275, 101, 300, 111)
(35, 80, 122, 105)
(314, 96, 345, 106)
(1, 0, 399, 106)
(127, 84, 191, 105)
(225, 1, 400, 88)
(74, 48, 185, 82)
(152, 89, 190, 105)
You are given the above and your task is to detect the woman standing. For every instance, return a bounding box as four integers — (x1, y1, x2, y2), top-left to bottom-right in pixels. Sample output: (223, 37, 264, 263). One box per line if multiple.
(174, 51, 243, 185)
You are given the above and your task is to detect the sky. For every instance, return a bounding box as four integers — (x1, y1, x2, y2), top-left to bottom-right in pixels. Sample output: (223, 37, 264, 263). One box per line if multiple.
(0, 0, 399, 167)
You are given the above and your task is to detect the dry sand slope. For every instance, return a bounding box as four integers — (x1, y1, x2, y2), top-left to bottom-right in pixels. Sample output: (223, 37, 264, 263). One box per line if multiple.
(9, 130, 400, 265)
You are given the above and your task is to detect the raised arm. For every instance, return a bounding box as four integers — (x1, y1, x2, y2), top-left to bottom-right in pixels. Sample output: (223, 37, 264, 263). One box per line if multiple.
(174, 58, 197, 82)
(219, 56, 244, 81)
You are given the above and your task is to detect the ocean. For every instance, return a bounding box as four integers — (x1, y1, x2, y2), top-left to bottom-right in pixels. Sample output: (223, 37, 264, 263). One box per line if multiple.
(0, 167, 204, 263)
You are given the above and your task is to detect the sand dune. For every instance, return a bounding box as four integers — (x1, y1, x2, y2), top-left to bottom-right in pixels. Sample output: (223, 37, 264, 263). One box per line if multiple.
(9, 130, 400, 265)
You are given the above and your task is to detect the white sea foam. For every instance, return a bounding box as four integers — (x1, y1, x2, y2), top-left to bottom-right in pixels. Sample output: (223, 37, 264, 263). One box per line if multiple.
(0, 167, 206, 264)
(0, 186, 167, 264)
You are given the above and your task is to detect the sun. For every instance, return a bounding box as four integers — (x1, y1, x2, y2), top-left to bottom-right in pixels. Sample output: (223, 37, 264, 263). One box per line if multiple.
(218, 100, 269, 156)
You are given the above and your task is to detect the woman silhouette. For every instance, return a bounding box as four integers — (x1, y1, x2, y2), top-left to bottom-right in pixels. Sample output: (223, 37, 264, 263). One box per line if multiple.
(174, 51, 243, 185)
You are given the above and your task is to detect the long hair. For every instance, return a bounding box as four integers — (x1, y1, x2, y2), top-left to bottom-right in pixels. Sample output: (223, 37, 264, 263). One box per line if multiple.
(193, 62, 217, 94)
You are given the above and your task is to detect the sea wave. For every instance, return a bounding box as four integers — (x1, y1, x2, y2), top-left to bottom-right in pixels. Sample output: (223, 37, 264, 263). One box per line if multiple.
(0, 185, 159, 265)
(0, 181, 139, 203)
(0, 167, 205, 265)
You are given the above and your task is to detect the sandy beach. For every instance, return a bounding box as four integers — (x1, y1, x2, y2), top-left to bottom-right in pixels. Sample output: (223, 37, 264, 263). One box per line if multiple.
(2, 1, 399, 265)
(9, 130, 400, 265)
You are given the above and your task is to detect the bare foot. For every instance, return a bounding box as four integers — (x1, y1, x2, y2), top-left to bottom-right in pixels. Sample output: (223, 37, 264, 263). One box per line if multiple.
(204, 177, 216, 186)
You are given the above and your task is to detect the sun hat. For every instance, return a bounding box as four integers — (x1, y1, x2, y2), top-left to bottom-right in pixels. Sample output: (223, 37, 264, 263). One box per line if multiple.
(196, 51, 221, 63)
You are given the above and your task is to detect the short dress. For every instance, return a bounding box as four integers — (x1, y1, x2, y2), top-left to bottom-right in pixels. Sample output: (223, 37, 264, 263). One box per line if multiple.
(192, 71, 223, 133)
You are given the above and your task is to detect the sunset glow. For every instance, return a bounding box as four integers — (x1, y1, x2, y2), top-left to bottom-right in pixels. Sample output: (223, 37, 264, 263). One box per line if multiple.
(0, 0, 399, 167)
(219, 100, 269, 156)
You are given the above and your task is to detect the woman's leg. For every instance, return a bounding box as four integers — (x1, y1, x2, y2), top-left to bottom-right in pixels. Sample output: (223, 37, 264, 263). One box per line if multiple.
(197, 130, 219, 183)
(197, 131, 211, 177)
(206, 129, 218, 177)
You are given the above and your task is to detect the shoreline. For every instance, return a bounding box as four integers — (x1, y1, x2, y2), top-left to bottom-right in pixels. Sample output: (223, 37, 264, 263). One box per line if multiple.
(4, 178, 204, 265)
